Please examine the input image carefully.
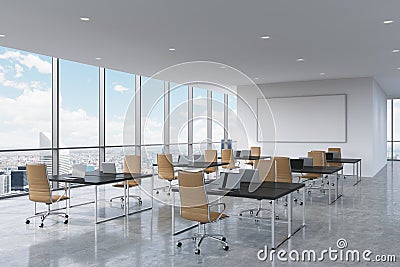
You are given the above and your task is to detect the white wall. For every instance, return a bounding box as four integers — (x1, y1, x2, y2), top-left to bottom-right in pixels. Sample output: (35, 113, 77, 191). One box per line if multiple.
(237, 77, 387, 177)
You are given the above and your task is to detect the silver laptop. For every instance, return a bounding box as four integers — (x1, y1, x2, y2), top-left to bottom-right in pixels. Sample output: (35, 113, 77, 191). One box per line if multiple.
(331, 151, 339, 159)
(193, 154, 205, 162)
(178, 155, 189, 164)
(71, 164, 86, 178)
(240, 150, 251, 158)
(218, 172, 241, 190)
(239, 169, 260, 183)
(300, 157, 313, 167)
(101, 162, 116, 174)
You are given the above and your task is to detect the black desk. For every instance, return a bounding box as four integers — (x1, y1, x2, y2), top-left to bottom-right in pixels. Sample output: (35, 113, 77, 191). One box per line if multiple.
(291, 166, 343, 204)
(327, 158, 362, 185)
(153, 161, 227, 168)
(50, 171, 153, 224)
(172, 181, 305, 250)
(217, 155, 271, 160)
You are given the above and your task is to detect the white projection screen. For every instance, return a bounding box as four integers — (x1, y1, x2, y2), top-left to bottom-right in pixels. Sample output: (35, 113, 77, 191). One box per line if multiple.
(257, 94, 347, 143)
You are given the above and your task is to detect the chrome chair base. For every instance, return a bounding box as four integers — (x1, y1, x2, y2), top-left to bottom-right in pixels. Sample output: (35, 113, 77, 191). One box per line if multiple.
(176, 223, 229, 255)
(25, 204, 68, 228)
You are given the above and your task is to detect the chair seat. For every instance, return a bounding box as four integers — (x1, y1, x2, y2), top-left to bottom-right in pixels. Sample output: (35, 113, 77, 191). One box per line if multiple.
(112, 180, 139, 188)
(160, 175, 178, 181)
(300, 173, 321, 180)
(50, 194, 69, 203)
(204, 168, 216, 174)
(244, 162, 254, 166)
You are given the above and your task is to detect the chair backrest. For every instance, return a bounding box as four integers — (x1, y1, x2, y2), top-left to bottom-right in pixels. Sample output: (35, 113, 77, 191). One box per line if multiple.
(327, 147, 342, 167)
(157, 154, 174, 180)
(248, 146, 261, 165)
(256, 159, 275, 182)
(204, 149, 217, 172)
(275, 157, 292, 183)
(124, 155, 141, 173)
(27, 164, 51, 203)
(178, 171, 210, 223)
(221, 149, 235, 168)
(308, 151, 326, 166)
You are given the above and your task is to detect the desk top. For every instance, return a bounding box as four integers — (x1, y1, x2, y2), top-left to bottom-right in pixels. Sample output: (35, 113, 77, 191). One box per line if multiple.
(327, 158, 361, 164)
(217, 155, 271, 160)
(49, 171, 152, 185)
(291, 165, 342, 174)
(206, 181, 304, 200)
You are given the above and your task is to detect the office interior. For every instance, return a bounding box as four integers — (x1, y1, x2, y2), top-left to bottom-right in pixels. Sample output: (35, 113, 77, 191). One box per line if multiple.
(0, 1, 399, 266)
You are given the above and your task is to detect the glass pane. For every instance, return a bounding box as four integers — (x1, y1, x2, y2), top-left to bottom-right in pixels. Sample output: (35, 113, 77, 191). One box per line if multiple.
(59, 148, 99, 175)
(0, 150, 51, 196)
(387, 99, 392, 141)
(141, 145, 162, 174)
(170, 83, 188, 144)
(228, 94, 239, 144)
(0, 46, 52, 149)
(393, 99, 400, 141)
(387, 142, 393, 160)
(193, 88, 208, 144)
(141, 77, 164, 144)
(105, 147, 136, 173)
(169, 144, 188, 162)
(393, 142, 400, 160)
(59, 59, 99, 147)
(212, 91, 225, 142)
(106, 69, 135, 146)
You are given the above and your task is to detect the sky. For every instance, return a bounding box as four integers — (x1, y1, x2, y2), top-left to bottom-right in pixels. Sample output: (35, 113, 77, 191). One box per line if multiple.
(0, 45, 236, 151)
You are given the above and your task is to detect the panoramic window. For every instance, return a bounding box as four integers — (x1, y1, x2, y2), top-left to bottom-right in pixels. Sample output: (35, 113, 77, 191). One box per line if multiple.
(59, 59, 99, 148)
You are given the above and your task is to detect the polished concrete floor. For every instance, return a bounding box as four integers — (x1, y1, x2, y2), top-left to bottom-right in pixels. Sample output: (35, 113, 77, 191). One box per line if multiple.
(0, 162, 399, 266)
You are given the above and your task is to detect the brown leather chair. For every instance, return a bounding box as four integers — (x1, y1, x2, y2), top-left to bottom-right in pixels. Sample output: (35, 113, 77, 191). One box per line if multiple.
(275, 157, 303, 205)
(239, 158, 275, 217)
(300, 151, 329, 194)
(110, 155, 142, 205)
(204, 149, 218, 179)
(25, 164, 69, 228)
(221, 149, 238, 170)
(327, 147, 342, 167)
(176, 171, 229, 255)
(245, 146, 261, 168)
(156, 154, 177, 194)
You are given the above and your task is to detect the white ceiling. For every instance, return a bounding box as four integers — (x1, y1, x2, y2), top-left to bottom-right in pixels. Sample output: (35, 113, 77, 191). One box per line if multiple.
(1, 0, 400, 96)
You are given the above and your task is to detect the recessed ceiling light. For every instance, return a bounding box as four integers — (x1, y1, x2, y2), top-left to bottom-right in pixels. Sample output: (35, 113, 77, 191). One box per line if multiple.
(95, 57, 101, 60)
(168, 48, 176, 51)
(254, 77, 259, 80)
(0, 34, 5, 37)
(397, 67, 400, 70)
(296, 58, 305, 62)
(219, 66, 226, 69)
(80, 17, 90, 21)
(384, 20, 394, 24)
(392, 49, 400, 53)
(260, 35, 270, 40)
(320, 72, 325, 76)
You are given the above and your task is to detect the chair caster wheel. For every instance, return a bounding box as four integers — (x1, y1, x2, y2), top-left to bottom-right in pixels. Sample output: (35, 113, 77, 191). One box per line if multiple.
(300, 202, 303, 205)
(239, 213, 242, 216)
(139, 201, 143, 205)
(221, 237, 226, 242)
(65, 215, 69, 218)
(332, 183, 335, 186)
(294, 199, 298, 202)
(25, 220, 30, 224)
(275, 215, 279, 220)
(223, 245, 229, 251)
(249, 211, 253, 215)
(195, 249, 200, 255)
(308, 191, 311, 195)
(156, 191, 159, 194)
(39, 223, 44, 228)
(176, 242, 182, 247)
(284, 203, 288, 207)
(64, 220, 68, 224)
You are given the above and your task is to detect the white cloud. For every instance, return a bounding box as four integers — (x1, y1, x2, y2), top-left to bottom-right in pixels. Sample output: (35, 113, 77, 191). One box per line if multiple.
(113, 84, 129, 92)
(14, 64, 23, 78)
(0, 50, 51, 74)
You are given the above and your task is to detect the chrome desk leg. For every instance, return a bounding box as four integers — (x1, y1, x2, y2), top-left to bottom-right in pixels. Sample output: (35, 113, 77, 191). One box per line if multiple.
(303, 188, 306, 226)
(288, 193, 292, 238)
(172, 189, 175, 238)
(328, 175, 332, 204)
(271, 200, 275, 249)
(95, 185, 98, 224)
(124, 180, 128, 217)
